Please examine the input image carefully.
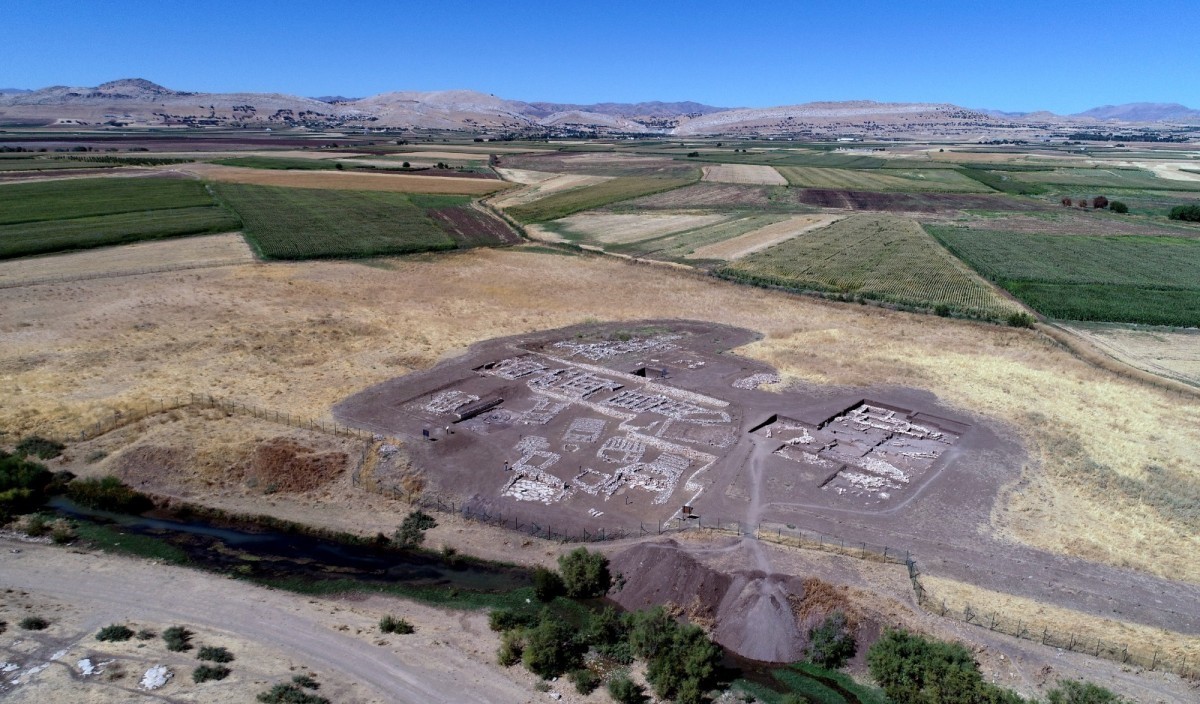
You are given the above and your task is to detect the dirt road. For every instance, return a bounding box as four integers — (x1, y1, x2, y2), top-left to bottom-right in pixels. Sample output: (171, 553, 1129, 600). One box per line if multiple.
(0, 540, 537, 703)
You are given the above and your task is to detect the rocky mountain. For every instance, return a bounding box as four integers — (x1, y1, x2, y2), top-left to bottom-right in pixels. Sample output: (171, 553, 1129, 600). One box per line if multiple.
(2, 78, 1197, 137)
(1071, 102, 1200, 123)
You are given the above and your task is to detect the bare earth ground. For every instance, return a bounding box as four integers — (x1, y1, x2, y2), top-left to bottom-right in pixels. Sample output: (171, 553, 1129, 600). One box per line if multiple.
(0, 540, 597, 704)
(685, 214, 844, 260)
(551, 211, 728, 244)
(0, 233, 254, 288)
(1058, 322, 1200, 388)
(701, 164, 788, 186)
(0, 248, 1196, 590)
(180, 162, 508, 195)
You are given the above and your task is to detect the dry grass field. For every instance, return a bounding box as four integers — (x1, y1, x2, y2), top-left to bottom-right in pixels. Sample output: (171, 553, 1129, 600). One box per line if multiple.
(921, 575, 1199, 668)
(185, 163, 508, 195)
(685, 214, 843, 260)
(1060, 323, 1200, 388)
(776, 166, 991, 193)
(701, 163, 788, 186)
(550, 211, 728, 244)
(0, 233, 254, 287)
(1, 247, 1197, 588)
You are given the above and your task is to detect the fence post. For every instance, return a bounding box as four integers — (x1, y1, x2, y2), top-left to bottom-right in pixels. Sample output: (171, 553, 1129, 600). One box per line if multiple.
(1151, 648, 1159, 671)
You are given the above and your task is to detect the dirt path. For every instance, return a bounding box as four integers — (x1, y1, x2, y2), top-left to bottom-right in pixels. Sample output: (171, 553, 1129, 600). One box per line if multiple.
(0, 540, 537, 703)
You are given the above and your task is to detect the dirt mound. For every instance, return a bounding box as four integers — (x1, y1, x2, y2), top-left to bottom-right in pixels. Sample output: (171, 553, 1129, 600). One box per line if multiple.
(246, 438, 348, 493)
(610, 539, 860, 662)
(111, 445, 189, 491)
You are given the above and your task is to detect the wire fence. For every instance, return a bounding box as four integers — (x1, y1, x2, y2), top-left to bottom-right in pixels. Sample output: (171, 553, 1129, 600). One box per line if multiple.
(63, 396, 1198, 680)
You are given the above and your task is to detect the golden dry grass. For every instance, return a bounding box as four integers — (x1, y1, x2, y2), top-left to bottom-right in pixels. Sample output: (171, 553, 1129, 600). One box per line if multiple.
(185, 163, 509, 195)
(921, 575, 1199, 669)
(1060, 323, 1200, 388)
(0, 233, 254, 287)
(0, 248, 1197, 583)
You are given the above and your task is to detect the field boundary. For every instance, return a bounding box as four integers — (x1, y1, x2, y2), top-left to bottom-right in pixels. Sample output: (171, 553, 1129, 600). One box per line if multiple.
(1036, 323, 1200, 398)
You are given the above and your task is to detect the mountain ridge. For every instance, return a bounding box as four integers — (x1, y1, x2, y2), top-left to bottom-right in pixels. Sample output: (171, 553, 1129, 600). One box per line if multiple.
(2, 78, 1197, 136)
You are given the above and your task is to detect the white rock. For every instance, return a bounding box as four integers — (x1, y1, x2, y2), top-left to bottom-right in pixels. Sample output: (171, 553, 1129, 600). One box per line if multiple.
(140, 664, 172, 690)
(78, 659, 97, 676)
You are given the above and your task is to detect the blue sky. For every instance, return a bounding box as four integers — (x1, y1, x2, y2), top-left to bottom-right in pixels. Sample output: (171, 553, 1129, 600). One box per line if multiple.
(3, 0, 1196, 113)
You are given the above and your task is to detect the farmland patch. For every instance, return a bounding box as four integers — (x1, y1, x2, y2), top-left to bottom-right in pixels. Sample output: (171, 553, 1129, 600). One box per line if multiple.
(503, 176, 696, 223)
(1006, 167, 1200, 191)
(550, 211, 728, 245)
(189, 163, 508, 195)
(1060, 323, 1200, 388)
(489, 172, 612, 209)
(776, 167, 991, 193)
(928, 226, 1200, 326)
(213, 184, 460, 259)
(0, 176, 217, 225)
(0, 233, 254, 288)
(701, 164, 788, 186)
(685, 214, 844, 260)
(720, 214, 1023, 320)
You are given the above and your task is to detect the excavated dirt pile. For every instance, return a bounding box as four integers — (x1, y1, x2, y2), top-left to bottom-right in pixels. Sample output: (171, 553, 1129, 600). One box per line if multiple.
(610, 539, 864, 663)
(247, 438, 348, 493)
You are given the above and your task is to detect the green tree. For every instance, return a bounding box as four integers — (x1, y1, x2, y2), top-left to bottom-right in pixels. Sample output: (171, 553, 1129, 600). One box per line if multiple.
(532, 566, 564, 602)
(805, 611, 857, 669)
(557, 547, 611, 598)
(521, 611, 582, 678)
(1169, 204, 1200, 221)
(393, 510, 437, 548)
(607, 674, 647, 704)
(1109, 201, 1129, 213)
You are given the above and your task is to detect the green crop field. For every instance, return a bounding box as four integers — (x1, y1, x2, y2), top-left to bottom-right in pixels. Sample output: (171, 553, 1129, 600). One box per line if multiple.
(719, 214, 1022, 321)
(1005, 167, 1200, 191)
(775, 166, 990, 193)
(504, 176, 696, 223)
(213, 183, 466, 259)
(0, 158, 121, 172)
(211, 156, 342, 170)
(927, 226, 1200, 326)
(0, 177, 240, 259)
(0, 177, 217, 225)
(0, 207, 241, 259)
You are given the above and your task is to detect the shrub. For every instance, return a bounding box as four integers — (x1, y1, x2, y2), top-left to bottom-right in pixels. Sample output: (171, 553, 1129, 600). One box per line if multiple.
(532, 566, 564, 602)
(1092, 196, 1109, 209)
(19, 616, 49, 630)
(557, 547, 611, 598)
(136, 628, 156, 640)
(522, 612, 582, 678)
(96, 624, 134, 642)
(0, 450, 53, 498)
(867, 629, 1024, 704)
(497, 629, 525, 667)
(570, 668, 600, 694)
(66, 475, 153, 513)
(163, 625, 194, 652)
(198, 645, 235, 663)
(292, 673, 320, 689)
(256, 683, 330, 704)
(393, 510, 436, 548)
(379, 615, 414, 634)
(805, 611, 857, 669)
(50, 520, 75, 544)
(608, 673, 647, 704)
(1047, 680, 1130, 703)
(1169, 204, 1200, 222)
(15, 436, 64, 459)
(0, 621, 6, 635)
(192, 664, 231, 682)
(587, 606, 630, 647)
(1109, 200, 1128, 213)
(627, 607, 722, 702)
(489, 607, 538, 632)
(1007, 311, 1036, 328)
(22, 513, 51, 537)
